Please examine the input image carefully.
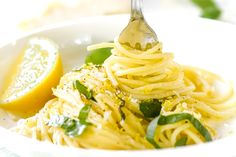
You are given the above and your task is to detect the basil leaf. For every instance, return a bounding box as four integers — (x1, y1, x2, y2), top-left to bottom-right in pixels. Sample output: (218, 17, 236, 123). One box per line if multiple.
(64, 120, 87, 137)
(146, 117, 161, 149)
(139, 99, 162, 118)
(47, 115, 89, 137)
(201, 6, 221, 19)
(191, 0, 221, 19)
(48, 115, 88, 137)
(47, 105, 91, 137)
(158, 113, 212, 141)
(146, 113, 212, 148)
(61, 118, 76, 130)
(175, 137, 187, 147)
(79, 105, 91, 123)
(85, 48, 112, 65)
(73, 80, 93, 99)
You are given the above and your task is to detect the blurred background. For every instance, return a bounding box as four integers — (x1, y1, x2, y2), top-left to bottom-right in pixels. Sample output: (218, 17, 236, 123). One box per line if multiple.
(0, 0, 236, 46)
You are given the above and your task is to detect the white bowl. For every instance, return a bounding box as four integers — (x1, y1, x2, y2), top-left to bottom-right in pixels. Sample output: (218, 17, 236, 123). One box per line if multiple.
(1, 14, 236, 157)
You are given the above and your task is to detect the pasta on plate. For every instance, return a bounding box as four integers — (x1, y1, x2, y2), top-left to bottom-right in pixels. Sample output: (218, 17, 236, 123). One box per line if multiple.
(13, 38, 236, 149)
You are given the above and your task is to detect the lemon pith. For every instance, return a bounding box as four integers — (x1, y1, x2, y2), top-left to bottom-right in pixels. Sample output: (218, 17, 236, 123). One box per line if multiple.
(0, 38, 63, 115)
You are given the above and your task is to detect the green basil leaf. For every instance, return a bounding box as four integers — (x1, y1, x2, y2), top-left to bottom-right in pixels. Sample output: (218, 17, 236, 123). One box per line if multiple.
(64, 121, 87, 137)
(175, 137, 187, 147)
(201, 6, 221, 19)
(146, 116, 161, 149)
(158, 113, 212, 142)
(79, 105, 91, 123)
(73, 80, 93, 99)
(47, 105, 92, 138)
(191, 0, 221, 19)
(139, 99, 162, 118)
(61, 118, 76, 130)
(191, 0, 216, 9)
(48, 115, 88, 137)
(85, 48, 112, 65)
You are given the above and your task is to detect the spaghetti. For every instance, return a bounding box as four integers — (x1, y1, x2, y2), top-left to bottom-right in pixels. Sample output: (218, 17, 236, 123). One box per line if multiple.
(13, 39, 236, 149)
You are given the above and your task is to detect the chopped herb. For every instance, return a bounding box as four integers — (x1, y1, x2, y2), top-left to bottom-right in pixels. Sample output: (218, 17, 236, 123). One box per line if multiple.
(158, 113, 212, 141)
(146, 116, 161, 149)
(79, 104, 91, 123)
(73, 80, 93, 99)
(94, 64, 103, 68)
(63, 119, 87, 137)
(146, 113, 212, 148)
(139, 99, 162, 118)
(201, 6, 221, 19)
(85, 47, 112, 65)
(175, 137, 188, 147)
(119, 100, 126, 120)
(191, 0, 221, 19)
(47, 115, 88, 137)
(47, 105, 91, 137)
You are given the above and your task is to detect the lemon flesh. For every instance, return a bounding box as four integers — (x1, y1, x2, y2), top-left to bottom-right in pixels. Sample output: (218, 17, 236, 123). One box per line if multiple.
(0, 38, 63, 117)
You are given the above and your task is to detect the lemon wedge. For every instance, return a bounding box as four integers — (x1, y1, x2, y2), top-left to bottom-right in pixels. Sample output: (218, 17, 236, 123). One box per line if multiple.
(0, 38, 63, 117)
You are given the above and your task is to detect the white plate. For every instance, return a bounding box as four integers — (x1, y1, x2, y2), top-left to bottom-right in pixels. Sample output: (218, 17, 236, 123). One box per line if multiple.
(1, 14, 236, 157)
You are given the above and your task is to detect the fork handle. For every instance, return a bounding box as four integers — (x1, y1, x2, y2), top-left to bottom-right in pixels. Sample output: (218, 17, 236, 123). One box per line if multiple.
(131, 0, 144, 20)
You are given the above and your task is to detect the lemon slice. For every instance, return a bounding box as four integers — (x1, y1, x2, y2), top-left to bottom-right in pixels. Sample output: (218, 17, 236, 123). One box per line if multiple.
(0, 38, 63, 117)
